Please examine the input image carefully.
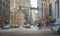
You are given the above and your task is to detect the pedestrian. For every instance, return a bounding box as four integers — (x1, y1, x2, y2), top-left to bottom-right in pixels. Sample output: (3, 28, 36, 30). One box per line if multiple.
(38, 22, 42, 30)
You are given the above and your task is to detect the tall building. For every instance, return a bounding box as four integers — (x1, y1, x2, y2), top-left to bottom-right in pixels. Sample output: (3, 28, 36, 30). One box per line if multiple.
(0, 0, 10, 27)
(50, 0, 60, 24)
(51, 0, 56, 19)
(37, 0, 51, 26)
(55, 0, 60, 23)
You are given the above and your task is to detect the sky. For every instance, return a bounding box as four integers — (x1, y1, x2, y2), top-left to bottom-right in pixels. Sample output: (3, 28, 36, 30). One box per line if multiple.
(30, 0, 37, 8)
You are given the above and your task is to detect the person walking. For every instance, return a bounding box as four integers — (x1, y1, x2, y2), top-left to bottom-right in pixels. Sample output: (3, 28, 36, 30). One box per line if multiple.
(38, 22, 42, 30)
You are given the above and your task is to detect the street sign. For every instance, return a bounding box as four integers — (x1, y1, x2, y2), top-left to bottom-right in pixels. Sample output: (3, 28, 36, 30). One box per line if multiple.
(30, 7, 37, 10)
(5, 12, 10, 16)
(21, 8, 28, 10)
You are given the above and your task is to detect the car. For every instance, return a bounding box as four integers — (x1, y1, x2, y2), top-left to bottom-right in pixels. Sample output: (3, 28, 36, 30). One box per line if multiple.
(13, 24, 19, 28)
(23, 24, 31, 28)
(50, 24, 60, 33)
(3, 24, 11, 29)
(31, 25, 34, 28)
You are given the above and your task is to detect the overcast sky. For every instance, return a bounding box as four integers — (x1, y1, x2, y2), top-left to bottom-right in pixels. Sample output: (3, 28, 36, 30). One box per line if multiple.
(30, 0, 37, 8)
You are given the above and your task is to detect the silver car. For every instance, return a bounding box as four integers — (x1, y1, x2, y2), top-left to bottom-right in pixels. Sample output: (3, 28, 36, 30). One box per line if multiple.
(23, 24, 31, 28)
(3, 24, 11, 29)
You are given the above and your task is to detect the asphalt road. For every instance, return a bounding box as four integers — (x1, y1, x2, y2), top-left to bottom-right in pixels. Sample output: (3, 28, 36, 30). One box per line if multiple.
(0, 30, 60, 36)
(0, 27, 60, 36)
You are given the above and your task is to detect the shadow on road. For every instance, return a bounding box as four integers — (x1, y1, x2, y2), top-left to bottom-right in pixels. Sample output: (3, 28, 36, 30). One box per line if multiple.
(52, 32, 60, 35)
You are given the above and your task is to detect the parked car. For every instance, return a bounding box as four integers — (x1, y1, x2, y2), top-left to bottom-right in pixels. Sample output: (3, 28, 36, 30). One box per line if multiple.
(3, 24, 11, 29)
(23, 24, 31, 28)
(13, 24, 19, 28)
(50, 24, 60, 33)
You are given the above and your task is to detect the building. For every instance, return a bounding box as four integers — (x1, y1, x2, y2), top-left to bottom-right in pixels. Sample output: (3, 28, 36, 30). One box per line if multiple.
(10, 11, 25, 26)
(37, 0, 50, 26)
(54, 0, 60, 24)
(37, 0, 43, 23)
(50, 0, 56, 19)
(0, 0, 10, 28)
(10, 0, 31, 26)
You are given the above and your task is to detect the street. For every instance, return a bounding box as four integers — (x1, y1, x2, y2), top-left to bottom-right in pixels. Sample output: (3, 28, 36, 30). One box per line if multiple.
(0, 0, 60, 36)
(0, 27, 60, 36)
